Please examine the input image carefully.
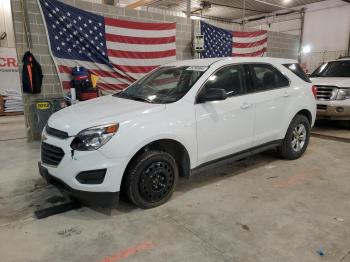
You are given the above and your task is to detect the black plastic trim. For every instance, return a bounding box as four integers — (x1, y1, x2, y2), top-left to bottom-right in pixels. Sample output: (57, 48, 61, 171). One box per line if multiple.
(41, 142, 65, 166)
(46, 125, 69, 139)
(38, 162, 119, 208)
(191, 140, 283, 174)
(76, 169, 107, 184)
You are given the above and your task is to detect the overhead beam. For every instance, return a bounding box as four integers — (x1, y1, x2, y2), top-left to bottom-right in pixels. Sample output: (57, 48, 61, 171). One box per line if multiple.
(127, 0, 154, 9)
(200, 1, 267, 14)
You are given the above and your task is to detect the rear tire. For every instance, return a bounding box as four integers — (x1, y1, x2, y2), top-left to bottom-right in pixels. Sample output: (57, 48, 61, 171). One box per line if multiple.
(279, 114, 310, 160)
(126, 150, 178, 209)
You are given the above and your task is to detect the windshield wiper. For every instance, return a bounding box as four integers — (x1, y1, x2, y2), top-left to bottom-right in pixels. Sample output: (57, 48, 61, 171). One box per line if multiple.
(115, 92, 153, 103)
(129, 95, 153, 103)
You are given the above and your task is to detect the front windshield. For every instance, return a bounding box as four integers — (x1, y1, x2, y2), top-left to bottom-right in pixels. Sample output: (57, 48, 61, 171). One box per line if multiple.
(114, 66, 207, 104)
(310, 60, 350, 77)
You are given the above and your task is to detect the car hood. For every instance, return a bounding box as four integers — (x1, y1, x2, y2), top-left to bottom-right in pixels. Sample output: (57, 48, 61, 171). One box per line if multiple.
(310, 77, 350, 88)
(48, 95, 166, 136)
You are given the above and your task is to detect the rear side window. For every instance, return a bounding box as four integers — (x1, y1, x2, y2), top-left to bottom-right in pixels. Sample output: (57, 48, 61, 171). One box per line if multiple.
(250, 64, 289, 92)
(283, 63, 311, 83)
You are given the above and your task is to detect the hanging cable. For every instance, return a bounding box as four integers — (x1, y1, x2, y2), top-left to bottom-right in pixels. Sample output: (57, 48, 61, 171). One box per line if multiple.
(20, 0, 32, 50)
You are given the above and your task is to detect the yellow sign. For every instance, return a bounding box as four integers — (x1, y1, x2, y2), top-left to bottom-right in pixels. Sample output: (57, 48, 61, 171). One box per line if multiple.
(36, 102, 50, 110)
(91, 74, 99, 88)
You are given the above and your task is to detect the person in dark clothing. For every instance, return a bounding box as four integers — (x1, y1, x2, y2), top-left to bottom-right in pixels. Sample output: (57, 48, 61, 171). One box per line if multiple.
(22, 51, 43, 94)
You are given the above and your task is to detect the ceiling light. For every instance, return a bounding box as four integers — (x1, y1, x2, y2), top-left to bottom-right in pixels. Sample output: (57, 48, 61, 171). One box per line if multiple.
(302, 45, 311, 54)
(283, 0, 292, 4)
(190, 16, 201, 20)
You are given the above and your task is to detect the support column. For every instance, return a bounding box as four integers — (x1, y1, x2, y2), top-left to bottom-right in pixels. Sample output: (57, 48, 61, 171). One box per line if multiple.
(186, 0, 191, 20)
(298, 8, 306, 63)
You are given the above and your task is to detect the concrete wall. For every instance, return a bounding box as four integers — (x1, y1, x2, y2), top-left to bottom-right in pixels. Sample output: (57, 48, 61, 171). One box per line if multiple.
(10, 0, 300, 140)
(266, 31, 299, 60)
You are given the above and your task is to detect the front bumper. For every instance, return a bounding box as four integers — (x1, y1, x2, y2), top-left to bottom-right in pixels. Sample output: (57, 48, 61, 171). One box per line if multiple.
(316, 100, 350, 120)
(39, 130, 130, 207)
(39, 162, 119, 207)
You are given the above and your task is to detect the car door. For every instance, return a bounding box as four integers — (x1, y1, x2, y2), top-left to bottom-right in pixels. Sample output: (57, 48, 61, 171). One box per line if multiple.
(195, 64, 254, 165)
(247, 63, 291, 147)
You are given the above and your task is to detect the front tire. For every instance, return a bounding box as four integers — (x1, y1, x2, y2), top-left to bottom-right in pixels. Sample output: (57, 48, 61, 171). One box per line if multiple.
(279, 114, 311, 160)
(126, 150, 179, 209)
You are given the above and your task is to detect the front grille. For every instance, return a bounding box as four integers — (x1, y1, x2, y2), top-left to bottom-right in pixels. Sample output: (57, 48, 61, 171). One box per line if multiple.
(46, 125, 69, 139)
(41, 142, 65, 166)
(315, 86, 337, 100)
(317, 104, 327, 111)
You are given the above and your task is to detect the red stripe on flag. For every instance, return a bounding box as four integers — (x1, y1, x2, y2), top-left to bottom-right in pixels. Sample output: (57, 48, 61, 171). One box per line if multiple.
(232, 47, 267, 57)
(105, 18, 176, 30)
(112, 64, 159, 73)
(108, 49, 176, 59)
(62, 81, 71, 90)
(58, 65, 72, 74)
(106, 34, 175, 45)
(233, 38, 267, 48)
(232, 30, 267, 38)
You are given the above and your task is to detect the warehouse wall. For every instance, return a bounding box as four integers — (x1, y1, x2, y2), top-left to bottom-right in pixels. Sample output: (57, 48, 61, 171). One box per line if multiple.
(266, 31, 299, 60)
(245, 0, 350, 71)
(193, 19, 300, 60)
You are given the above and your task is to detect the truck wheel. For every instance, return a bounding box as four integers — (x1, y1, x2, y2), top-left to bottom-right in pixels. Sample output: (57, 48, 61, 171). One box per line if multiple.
(279, 114, 311, 160)
(126, 150, 179, 209)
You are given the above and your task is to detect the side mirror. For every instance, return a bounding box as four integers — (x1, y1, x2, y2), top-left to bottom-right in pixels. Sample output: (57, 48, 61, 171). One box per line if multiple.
(198, 88, 227, 103)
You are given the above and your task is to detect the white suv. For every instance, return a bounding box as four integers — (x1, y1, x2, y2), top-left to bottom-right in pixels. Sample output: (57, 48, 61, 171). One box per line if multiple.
(39, 57, 316, 209)
(310, 57, 350, 120)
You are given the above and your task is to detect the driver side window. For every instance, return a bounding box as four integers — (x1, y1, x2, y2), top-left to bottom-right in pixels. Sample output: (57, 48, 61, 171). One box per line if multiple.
(202, 65, 246, 97)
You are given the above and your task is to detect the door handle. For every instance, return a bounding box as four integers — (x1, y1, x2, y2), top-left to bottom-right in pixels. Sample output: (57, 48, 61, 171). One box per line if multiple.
(240, 102, 251, 109)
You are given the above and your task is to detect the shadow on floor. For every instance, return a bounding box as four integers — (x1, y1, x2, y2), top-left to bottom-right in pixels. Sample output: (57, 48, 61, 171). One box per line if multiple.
(312, 119, 350, 141)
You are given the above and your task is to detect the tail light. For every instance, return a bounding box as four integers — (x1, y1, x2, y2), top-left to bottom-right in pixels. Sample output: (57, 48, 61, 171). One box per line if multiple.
(312, 85, 317, 98)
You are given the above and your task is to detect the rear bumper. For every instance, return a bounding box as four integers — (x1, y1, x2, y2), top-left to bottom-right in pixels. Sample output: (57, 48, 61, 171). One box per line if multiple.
(39, 162, 119, 208)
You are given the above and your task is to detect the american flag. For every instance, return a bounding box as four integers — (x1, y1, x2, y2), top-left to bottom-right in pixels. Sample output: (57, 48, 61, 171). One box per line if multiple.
(38, 0, 176, 93)
(201, 21, 267, 58)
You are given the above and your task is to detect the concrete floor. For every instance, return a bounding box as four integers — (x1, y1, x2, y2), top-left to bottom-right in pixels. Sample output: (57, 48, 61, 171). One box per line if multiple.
(1, 115, 350, 262)
(312, 120, 350, 141)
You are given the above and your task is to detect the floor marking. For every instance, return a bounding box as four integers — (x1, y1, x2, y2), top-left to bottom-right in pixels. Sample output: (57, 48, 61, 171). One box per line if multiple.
(276, 170, 319, 188)
(0, 137, 27, 142)
(100, 241, 155, 262)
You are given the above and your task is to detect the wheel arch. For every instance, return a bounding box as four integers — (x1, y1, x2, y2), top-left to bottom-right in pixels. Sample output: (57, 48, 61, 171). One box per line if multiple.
(296, 109, 313, 124)
(120, 138, 191, 196)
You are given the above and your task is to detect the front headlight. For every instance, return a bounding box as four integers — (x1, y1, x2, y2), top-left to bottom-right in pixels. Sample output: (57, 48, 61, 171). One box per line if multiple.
(336, 88, 350, 100)
(71, 123, 119, 151)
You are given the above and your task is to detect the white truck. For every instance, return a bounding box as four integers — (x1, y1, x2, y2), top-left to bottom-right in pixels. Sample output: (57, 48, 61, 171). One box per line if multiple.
(310, 57, 350, 120)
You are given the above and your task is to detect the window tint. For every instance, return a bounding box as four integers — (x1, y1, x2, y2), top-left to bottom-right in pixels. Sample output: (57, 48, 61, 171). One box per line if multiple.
(250, 64, 289, 92)
(283, 63, 311, 83)
(202, 65, 245, 97)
